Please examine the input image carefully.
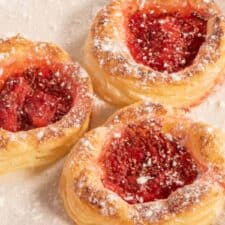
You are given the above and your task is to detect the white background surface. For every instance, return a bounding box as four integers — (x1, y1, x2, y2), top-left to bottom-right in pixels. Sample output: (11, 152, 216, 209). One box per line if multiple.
(0, 0, 225, 224)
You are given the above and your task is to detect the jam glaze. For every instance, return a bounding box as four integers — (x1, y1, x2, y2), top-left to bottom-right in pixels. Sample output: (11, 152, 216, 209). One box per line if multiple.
(0, 64, 75, 132)
(126, 8, 207, 73)
(100, 121, 199, 204)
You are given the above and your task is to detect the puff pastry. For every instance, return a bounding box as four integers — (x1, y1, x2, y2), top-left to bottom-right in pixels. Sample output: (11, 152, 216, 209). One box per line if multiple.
(60, 101, 225, 225)
(84, 0, 225, 107)
(0, 36, 93, 174)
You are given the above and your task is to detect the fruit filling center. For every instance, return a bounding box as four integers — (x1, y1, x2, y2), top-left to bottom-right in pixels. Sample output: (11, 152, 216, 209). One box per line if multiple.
(0, 66, 74, 132)
(126, 10, 207, 73)
(100, 122, 198, 204)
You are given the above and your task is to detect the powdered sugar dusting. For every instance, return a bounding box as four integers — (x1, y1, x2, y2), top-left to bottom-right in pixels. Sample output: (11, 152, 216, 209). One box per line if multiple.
(128, 179, 211, 223)
(0, 1, 225, 225)
(139, 0, 146, 9)
(94, 38, 129, 60)
(74, 175, 118, 217)
(136, 176, 152, 185)
(80, 137, 95, 151)
(36, 130, 45, 141)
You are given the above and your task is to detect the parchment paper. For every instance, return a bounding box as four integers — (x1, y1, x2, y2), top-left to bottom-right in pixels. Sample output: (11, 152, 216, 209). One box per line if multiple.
(0, 0, 225, 224)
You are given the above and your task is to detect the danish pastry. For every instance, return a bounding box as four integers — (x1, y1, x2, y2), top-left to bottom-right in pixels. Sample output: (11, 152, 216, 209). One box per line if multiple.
(84, 0, 225, 107)
(60, 102, 225, 225)
(0, 36, 93, 174)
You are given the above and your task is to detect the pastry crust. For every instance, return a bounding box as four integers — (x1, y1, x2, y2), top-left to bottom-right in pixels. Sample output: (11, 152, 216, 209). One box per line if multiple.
(84, 0, 225, 108)
(0, 36, 93, 174)
(60, 102, 225, 225)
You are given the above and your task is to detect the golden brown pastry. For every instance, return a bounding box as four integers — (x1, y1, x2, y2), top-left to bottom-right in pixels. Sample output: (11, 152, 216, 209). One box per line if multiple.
(0, 36, 93, 174)
(84, 0, 225, 108)
(60, 101, 225, 225)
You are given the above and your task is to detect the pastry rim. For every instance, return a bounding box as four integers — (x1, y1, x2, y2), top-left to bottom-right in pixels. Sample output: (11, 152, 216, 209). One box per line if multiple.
(88, 0, 225, 84)
(0, 36, 93, 173)
(60, 101, 225, 224)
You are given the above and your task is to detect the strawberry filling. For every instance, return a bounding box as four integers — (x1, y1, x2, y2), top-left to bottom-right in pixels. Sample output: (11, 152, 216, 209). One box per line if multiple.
(126, 10, 207, 73)
(0, 66, 75, 132)
(100, 122, 198, 204)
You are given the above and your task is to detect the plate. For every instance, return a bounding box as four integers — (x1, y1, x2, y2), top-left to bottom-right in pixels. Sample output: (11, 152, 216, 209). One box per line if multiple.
(0, 0, 225, 224)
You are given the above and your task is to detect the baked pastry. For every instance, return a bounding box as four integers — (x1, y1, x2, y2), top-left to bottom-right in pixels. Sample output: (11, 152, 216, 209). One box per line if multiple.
(84, 0, 225, 108)
(0, 36, 93, 174)
(60, 101, 225, 225)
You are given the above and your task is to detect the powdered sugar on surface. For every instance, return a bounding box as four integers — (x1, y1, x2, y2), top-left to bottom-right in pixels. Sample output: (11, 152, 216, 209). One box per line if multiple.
(0, 0, 225, 225)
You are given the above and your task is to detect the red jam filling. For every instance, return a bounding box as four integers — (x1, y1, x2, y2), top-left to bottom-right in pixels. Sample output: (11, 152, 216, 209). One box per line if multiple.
(0, 66, 74, 132)
(126, 10, 207, 73)
(100, 122, 198, 204)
